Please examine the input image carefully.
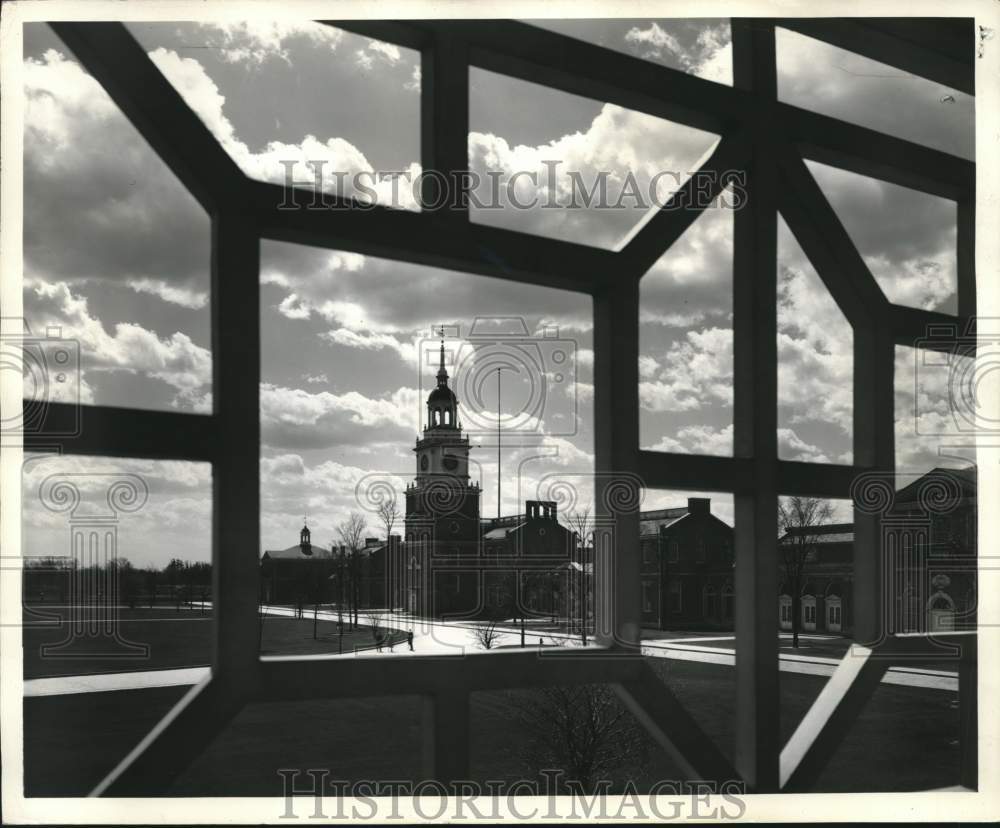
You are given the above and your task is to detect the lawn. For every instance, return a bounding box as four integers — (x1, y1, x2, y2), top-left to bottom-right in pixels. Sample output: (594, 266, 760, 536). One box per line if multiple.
(22, 606, 406, 678)
(22, 656, 961, 797)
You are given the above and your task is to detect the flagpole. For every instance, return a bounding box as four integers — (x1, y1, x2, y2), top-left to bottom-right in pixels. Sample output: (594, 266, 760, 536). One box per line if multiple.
(497, 366, 501, 522)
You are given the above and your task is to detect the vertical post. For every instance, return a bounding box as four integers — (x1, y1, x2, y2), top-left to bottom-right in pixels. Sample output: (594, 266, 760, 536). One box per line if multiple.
(959, 634, 978, 789)
(422, 691, 470, 786)
(852, 326, 894, 646)
(593, 277, 640, 648)
(212, 212, 261, 699)
(732, 19, 780, 793)
(421, 24, 469, 219)
(956, 197, 976, 319)
(497, 367, 501, 522)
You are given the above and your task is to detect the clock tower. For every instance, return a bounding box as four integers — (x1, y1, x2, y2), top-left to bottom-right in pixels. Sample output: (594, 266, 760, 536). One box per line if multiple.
(404, 331, 481, 615)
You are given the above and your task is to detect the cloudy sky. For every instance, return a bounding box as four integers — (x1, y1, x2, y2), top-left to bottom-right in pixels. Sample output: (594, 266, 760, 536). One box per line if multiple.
(21, 20, 973, 565)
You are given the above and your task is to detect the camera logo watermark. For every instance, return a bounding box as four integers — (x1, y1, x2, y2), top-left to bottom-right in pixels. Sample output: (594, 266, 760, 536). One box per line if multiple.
(419, 318, 578, 443)
(913, 319, 999, 438)
(0, 320, 81, 441)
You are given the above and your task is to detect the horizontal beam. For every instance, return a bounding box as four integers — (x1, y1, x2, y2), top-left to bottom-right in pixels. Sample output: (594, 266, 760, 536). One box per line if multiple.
(776, 18, 974, 96)
(889, 305, 975, 352)
(22, 402, 217, 462)
(457, 20, 745, 135)
(50, 22, 248, 214)
(258, 647, 643, 700)
(636, 450, 754, 493)
(336, 20, 972, 201)
(782, 103, 974, 200)
(776, 461, 868, 499)
(251, 182, 619, 294)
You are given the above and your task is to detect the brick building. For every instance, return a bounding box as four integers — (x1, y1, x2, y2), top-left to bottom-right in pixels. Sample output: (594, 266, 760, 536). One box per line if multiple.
(639, 498, 735, 631)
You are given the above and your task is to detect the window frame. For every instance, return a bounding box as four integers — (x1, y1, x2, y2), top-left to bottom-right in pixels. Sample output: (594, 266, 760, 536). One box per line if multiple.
(23, 16, 978, 796)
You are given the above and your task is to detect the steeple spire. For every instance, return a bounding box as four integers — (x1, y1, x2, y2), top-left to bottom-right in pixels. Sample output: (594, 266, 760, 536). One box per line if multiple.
(436, 325, 448, 386)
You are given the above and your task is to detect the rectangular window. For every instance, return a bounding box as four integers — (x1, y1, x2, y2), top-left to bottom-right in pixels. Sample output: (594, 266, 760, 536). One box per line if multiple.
(669, 580, 682, 613)
(642, 580, 655, 613)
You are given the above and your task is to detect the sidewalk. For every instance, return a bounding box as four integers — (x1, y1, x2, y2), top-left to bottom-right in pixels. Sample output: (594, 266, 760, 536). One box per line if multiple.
(22, 607, 957, 697)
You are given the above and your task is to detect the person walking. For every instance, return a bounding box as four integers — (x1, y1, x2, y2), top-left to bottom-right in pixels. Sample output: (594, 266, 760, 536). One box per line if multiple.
(407, 630, 414, 651)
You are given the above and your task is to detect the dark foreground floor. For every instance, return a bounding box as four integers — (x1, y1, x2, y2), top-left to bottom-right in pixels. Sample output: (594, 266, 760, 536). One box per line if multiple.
(23, 657, 960, 797)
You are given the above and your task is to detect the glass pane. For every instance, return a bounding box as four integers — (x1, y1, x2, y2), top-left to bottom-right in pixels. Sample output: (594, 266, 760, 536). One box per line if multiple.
(638, 488, 736, 767)
(471, 684, 671, 791)
(170, 696, 423, 795)
(807, 161, 958, 314)
(23, 24, 211, 413)
(809, 680, 961, 791)
(22, 453, 213, 673)
(894, 344, 977, 478)
(260, 241, 593, 638)
(777, 216, 853, 464)
(128, 21, 421, 209)
(776, 26, 973, 160)
(638, 199, 733, 455)
(469, 67, 720, 250)
(25, 686, 189, 796)
(525, 19, 732, 84)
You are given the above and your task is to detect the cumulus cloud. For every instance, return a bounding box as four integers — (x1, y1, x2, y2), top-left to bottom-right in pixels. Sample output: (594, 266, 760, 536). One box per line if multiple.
(640, 327, 732, 413)
(24, 278, 211, 407)
(260, 383, 420, 450)
(624, 21, 732, 84)
(22, 453, 212, 566)
(194, 20, 345, 66)
(468, 87, 721, 249)
(147, 47, 420, 209)
(356, 38, 402, 70)
(805, 161, 957, 313)
(127, 278, 208, 309)
(24, 49, 210, 297)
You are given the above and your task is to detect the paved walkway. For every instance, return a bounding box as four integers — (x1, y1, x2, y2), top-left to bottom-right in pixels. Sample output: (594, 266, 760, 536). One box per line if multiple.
(23, 605, 957, 696)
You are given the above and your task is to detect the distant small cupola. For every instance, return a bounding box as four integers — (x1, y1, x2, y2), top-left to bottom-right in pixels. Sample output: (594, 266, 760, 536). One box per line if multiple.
(299, 518, 312, 556)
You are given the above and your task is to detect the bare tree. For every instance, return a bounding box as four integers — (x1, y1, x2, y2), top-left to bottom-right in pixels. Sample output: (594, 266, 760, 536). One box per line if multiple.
(778, 496, 834, 648)
(376, 495, 401, 610)
(367, 610, 386, 651)
(473, 618, 502, 650)
(337, 512, 367, 629)
(376, 496, 400, 539)
(514, 683, 650, 792)
(565, 507, 593, 645)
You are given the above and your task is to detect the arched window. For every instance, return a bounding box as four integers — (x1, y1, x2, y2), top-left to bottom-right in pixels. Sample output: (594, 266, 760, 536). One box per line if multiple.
(825, 596, 842, 632)
(722, 582, 734, 620)
(702, 583, 718, 619)
(779, 594, 792, 629)
(801, 594, 817, 631)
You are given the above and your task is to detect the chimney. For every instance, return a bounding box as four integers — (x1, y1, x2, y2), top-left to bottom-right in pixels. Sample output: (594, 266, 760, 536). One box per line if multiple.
(687, 497, 710, 516)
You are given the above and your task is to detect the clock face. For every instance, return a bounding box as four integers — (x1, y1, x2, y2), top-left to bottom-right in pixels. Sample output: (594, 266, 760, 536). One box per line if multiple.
(420, 455, 429, 471)
(443, 456, 458, 471)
